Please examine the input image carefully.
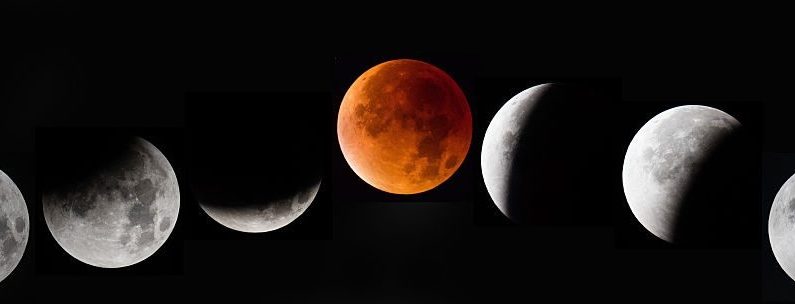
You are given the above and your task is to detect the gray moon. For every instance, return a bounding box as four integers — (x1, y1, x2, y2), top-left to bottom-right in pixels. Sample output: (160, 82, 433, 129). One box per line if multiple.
(0, 170, 28, 283)
(198, 179, 321, 233)
(42, 137, 179, 268)
(622, 105, 740, 243)
(481, 83, 554, 221)
(769, 172, 795, 281)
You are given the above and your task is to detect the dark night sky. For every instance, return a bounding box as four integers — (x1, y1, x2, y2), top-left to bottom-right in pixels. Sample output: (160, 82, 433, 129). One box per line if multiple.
(2, 3, 793, 303)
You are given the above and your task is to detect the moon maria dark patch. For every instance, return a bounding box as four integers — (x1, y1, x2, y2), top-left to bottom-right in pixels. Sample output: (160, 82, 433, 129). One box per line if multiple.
(787, 198, 795, 223)
(128, 203, 155, 227)
(650, 135, 702, 185)
(407, 76, 449, 109)
(417, 134, 444, 166)
(137, 230, 154, 247)
(159, 216, 171, 232)
(403, 162, 417, 175)
(119, 233, 131, 246)
(1, 236, 17, 257)
(14, 217, 25, 233)
(444, 154, 459, 169)
(419, 163, 440, 181)
(0, 217, 8, 236)
(354, 101, 393, 138)
(135, 179, 156, 206)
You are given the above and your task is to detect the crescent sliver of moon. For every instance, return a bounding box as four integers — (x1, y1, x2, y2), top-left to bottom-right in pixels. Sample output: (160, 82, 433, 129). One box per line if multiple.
(198, 179, 321, 233)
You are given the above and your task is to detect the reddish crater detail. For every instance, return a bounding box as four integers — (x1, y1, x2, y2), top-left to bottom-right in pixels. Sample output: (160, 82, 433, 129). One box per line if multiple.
(337, 59, 472, 194)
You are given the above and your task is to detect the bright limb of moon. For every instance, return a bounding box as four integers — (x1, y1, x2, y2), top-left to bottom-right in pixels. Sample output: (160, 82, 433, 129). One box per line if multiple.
(198, 179, 321, 233)
(481, 83, 553, 221)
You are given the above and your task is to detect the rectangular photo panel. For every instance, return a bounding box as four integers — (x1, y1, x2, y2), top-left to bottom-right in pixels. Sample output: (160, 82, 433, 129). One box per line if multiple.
(34, 126, 185, 276)
(184, 91, 332, 241)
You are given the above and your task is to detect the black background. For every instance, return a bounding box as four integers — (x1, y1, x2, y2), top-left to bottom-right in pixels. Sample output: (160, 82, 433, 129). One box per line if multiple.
(1, 3, 793, 303)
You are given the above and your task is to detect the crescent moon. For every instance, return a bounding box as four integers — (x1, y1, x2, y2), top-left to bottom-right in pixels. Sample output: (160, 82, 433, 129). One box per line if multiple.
(481, 83, 553, 221)
(198, 179, 321, 233)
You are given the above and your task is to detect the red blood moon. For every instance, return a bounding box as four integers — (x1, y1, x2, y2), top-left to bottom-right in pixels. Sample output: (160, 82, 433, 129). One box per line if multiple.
(337, 59, 472, 194)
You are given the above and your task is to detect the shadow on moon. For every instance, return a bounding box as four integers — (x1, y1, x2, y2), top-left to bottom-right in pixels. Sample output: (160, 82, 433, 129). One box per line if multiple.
(669, 126, 758, 247)
(39, 133, 180, 268)
(495, 83, 615, 225)
(188, 92, 324, 233)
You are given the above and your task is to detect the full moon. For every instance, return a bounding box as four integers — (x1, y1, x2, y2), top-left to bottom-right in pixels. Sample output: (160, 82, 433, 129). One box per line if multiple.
(622, 105, 741, 243)
(337, 59, 472, 194)
(769, 172, 795, 281)
(0, 170, 28, 283)
(42, 137, 179, 268)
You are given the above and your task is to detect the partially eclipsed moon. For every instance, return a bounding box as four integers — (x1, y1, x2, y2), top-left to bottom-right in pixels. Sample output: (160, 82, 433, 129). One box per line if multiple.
(0, 170, 28, 283)
(42, 137, 179, 268)
(337, 59, 472, 194)
(769, 172, 795, 281)
(481, 83, 552, 222)
(198, 179, 321, 233)
(622, 105, 741, 243)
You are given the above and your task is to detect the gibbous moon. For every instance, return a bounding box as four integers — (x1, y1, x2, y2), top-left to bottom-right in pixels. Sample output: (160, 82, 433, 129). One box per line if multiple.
(42, 137, 179, 268)
(337, 59, 472, 194)
(0, 170, 28, 283)
(769, 173, 795, 281)
(622, 105, 741, 243)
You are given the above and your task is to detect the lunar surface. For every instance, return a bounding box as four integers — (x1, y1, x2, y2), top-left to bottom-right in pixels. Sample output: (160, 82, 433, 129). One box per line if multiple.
(0, 170, 28, 283)
(622, 105, 741, 243)
(42, 137, 179, 268)
(481, 84, 553, 221)
(337, 59, 472, 194)
(769, 172, 795, 281)
(199, 179, 321, 233)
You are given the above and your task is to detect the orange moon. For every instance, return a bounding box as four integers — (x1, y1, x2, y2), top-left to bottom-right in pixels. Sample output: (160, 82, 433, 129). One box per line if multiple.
(337, 59, 472, 194)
